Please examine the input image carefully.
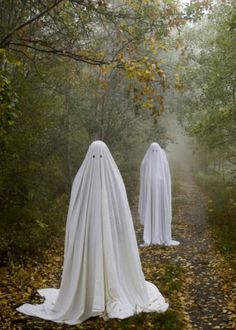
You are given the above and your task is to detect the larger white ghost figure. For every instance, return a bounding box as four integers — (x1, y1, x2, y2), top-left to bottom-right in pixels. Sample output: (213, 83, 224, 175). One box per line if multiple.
(17, 141, 168, 325)
(139, 142, 180, 246)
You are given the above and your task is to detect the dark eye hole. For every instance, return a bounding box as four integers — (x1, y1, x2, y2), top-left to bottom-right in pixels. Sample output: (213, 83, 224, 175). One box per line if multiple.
(152, 150, 154, 152)
(92, 155, 95, 158)
(100, 155, 102, 158)
(156, 150, 157, 152)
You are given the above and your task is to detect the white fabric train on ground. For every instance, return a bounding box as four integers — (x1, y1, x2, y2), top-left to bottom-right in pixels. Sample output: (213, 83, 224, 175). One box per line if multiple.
(139, 142, 180, 246)
(17, 141, 168, 325)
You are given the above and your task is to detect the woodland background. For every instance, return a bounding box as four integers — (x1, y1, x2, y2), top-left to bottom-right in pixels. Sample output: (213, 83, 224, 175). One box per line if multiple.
(0, 0, 235, 272)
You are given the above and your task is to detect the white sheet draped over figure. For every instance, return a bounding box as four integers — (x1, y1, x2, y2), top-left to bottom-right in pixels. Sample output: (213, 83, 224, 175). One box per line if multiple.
(17, 141, 168, 325)
(139, 143, 180, 246)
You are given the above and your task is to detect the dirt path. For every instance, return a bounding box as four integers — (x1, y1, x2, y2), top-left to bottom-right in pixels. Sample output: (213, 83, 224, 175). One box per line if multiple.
(136, 175, 236, 330)
(1, 175, 235, 329)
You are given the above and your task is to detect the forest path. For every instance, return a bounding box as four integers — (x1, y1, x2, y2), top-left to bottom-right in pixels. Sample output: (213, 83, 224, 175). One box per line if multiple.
(135, 172, 235, 330)
(1, 172, 235, 329)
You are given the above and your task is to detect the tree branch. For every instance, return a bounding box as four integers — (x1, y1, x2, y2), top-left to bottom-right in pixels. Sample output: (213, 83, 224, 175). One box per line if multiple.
(9, 41, 109, 65)
(0, 0, 65, 48)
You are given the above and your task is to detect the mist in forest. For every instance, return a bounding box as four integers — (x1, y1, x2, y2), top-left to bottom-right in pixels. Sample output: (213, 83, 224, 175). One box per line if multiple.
(161, 114, 194, 176)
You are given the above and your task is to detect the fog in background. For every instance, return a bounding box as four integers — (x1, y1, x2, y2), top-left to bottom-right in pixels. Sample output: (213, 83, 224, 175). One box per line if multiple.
(161, 114, 194, 177)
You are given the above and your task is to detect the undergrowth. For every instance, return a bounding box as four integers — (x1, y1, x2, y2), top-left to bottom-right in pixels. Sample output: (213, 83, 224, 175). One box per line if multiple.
(195, 170, 236, 270)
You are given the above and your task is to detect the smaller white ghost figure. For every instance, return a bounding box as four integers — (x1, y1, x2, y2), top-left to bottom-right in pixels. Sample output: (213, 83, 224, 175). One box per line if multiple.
(139, 142, 180, 246)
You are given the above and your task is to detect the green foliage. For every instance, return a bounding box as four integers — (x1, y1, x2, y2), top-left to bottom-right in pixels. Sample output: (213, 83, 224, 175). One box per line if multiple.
(172, 0, 236, 268)
(183, 0, 213, 22)
(0, 69, 19, 135)
(0, 49, 23, 134)
(0, 0, 184, 117)
(195, 171, 236, 269)
(177, 1, 236, 161)
(0, 64, 69, 263)
(228, 13, 236, 30)
(0, 49, 169, 263)
(0, 0, 179, 263)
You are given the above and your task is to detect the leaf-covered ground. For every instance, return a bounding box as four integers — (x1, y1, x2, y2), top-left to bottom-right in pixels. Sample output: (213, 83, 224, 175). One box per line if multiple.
(0, 175, 235, 329)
